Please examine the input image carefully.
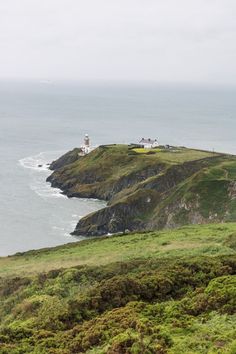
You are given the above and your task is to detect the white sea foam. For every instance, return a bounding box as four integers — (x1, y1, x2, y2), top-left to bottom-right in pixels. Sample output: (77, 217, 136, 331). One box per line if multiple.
(19, 154, 49, 172)
(19, 150, 64, 172)
(17, 151, 105, 244)
(30, 182, 66, 199)
(19, 151, 66, 199)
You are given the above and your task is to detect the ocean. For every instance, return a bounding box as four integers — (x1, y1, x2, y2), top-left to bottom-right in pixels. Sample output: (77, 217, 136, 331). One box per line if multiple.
(0, 81, 235, 256)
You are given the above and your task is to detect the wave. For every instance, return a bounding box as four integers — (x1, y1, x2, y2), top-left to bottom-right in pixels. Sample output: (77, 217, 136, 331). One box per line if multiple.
(30, 182, 66, 199)
(19, 152, 108, 204)
(18, 150, 64, 172)
(19, 153, 49, 172)
(19, 151, 66, 199)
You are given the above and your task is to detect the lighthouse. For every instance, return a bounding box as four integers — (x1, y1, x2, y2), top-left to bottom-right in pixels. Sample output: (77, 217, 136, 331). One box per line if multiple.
(80, 134, 96, 155)
(84, 134, 90, 149)
(80, 134, 91, 155)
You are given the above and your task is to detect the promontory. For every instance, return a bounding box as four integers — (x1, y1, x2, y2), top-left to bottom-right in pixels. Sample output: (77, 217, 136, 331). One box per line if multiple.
(47, 144, 236, 236)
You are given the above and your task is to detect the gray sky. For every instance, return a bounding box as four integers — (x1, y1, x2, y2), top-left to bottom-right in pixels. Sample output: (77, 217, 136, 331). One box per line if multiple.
(0, 0, 236, 84)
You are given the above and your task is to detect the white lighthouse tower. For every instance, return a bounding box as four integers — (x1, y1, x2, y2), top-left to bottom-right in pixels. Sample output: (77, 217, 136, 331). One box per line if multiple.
(84, 134, 90, 149)
(81, 134, 91, 155)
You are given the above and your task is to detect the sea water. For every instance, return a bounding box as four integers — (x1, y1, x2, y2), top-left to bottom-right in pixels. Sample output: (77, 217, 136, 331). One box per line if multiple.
(0, 81, 235, 256)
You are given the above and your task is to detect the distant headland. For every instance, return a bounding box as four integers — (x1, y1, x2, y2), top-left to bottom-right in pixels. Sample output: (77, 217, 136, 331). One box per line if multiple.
(47, 139, 236, 237)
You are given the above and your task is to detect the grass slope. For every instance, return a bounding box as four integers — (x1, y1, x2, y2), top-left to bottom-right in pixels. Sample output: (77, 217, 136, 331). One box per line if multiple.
(0, 223, 235, 278)
(0, 223, 236, 353)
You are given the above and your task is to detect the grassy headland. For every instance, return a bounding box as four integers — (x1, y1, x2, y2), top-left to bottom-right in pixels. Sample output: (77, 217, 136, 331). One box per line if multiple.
(47, 144, 236, 236)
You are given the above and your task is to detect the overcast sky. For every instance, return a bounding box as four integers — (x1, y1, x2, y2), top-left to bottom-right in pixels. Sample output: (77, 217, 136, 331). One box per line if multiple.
(0, 0, 236, 85)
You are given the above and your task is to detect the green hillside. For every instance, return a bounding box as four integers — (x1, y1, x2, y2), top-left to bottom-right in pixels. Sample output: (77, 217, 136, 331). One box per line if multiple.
(0, 223, 236, 353)
(47, 144, 236, 236)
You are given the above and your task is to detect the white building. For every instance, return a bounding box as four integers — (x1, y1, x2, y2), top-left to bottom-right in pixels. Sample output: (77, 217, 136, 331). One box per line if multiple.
(138, 138, 159, 149)
(81, 134, 95, 155)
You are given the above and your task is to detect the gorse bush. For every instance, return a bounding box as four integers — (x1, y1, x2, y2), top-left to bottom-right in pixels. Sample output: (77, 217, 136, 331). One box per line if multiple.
(0, 224, 236, 353)
(0, 254, 235, 353)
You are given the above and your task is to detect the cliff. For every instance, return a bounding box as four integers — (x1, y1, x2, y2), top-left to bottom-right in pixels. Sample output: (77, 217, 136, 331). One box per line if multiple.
(47, 144, 236, 236)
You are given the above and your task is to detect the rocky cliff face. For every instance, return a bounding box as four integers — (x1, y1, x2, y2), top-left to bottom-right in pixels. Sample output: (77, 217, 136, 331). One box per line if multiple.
(47, 145, 236, 236)
(49, 148, 82, 171)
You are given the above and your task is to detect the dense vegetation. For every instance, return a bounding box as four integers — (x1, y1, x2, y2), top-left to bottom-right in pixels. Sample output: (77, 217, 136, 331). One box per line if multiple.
(47, 145, 236, 236)
(0, 223, 236, 353)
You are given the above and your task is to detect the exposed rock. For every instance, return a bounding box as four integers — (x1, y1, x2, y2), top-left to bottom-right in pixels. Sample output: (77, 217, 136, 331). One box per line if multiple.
(48, 148, 82, 171)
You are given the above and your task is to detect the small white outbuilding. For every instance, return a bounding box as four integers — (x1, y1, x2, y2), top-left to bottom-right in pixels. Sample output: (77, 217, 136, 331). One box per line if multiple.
(138, 138, 159, 149)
